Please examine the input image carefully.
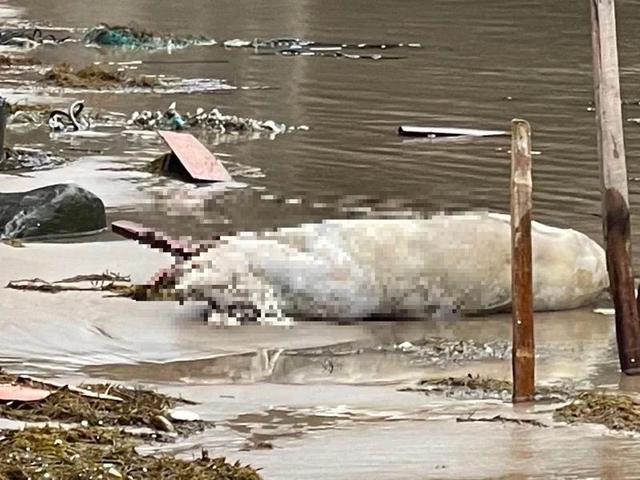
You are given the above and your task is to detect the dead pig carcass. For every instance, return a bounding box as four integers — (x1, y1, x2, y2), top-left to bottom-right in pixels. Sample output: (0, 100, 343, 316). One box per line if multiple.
(116, 212, 608, 325)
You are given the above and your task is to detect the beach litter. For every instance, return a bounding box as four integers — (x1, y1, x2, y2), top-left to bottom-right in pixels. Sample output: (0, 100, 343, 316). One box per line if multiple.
(0, 370, 261, 480)
(127, 102, 307, 135)
(398, 126, 509, 138)
(553, 391, 640, 432)
(0, 27, 71, 49)
(84, 23, 216, 50)
(223, 37, 421, 60)
(0, 145, 66, 171)
(399, 374, 572, 402)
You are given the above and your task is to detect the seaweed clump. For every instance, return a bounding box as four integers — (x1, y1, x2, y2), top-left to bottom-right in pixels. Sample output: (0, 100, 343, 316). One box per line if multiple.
(0, 371, 262, 479)
(400, 374, 571, 401)
(0, 427, 262, 480)
(42, 63, 156, 89)
(0, 373, 208, 436)
(553, 391, 640, 432)
(0, 55, 39, 67)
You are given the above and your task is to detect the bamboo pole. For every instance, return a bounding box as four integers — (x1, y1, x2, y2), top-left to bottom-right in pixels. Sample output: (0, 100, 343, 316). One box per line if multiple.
(590, 0, 640, 374)
(510, 119, 535, 402)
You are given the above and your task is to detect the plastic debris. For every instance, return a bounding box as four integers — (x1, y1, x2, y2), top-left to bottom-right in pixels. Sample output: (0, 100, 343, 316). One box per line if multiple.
(84, 23, 215, 50)
(398, 126, 508, 138)
(48, 99, 91, 132)
(158, 130, 233, 182)
(223, 37, 420, 60)
(0, 384, 51, 402)
(593, 308, 615, 315)
(127, 102, 302, 136)
(1, 146, 66, 171)
(169, 409, 201, 422)
(0, 28, 70, 48)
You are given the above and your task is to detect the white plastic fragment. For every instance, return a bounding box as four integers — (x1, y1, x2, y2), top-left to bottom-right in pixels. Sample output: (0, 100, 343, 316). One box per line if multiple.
(168, 408, 201, 422)
(107, 467, 123, 479)
(593, 308, 615, 316)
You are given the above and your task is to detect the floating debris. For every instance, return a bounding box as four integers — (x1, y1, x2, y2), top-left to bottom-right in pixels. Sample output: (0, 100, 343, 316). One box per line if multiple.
(382, 336, 513, 365)
(0, 146, 66, 171)
(553, 391, 640, 432)
(456, 414, 547, 428)
(48, 99, 91, 132)
(84, 23, 215, 50)
(0, 27, 71, 48)
(127, 102, 307, 135)
(398, 126, 508, 138)
(223, 37, 420, 60)
(42, 63, 157, 89)
(0, 54, 39, 67)
(399, 374, 572, 402)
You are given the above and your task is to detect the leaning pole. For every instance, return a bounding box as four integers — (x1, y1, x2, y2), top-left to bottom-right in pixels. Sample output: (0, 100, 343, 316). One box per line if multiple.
(590, 0, 640, 374)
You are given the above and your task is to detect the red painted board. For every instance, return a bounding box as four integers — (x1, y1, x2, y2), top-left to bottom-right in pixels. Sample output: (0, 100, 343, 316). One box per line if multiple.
(157, 130, 233, 182)
(111, 220, 199, 259)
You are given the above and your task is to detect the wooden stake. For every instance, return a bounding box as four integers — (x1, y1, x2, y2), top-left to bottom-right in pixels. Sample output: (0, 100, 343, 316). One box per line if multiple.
(510, 118, 535, 402)
(591, 0, 640, 374)
(0, 97, 7, 161)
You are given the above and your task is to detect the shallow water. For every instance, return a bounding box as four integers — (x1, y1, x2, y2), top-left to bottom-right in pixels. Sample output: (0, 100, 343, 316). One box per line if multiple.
(4, 1, 640, 478)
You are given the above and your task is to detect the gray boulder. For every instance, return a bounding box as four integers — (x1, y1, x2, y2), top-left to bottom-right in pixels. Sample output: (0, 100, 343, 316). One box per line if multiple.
(0, 183, 106, 239)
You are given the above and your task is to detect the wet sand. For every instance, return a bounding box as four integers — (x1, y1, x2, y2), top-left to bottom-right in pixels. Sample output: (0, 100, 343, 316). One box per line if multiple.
(2, 240, 639, 479)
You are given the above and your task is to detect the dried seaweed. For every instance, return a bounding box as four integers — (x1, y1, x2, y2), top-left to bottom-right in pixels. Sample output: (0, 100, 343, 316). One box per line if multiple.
(0, 427, 262, 480)
(400, 374, 571, 401)
(456, 413, 547, 427)
(553, 391, 640, 432)
(0, 55, 39, 67)
(0, 372, 208, 436)
(42, 63, 157, 89)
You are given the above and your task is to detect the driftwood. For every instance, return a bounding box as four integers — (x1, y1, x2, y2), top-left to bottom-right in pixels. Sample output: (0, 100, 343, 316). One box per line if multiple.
(6, 271, 132, 294)
(456, 414, 546, 428)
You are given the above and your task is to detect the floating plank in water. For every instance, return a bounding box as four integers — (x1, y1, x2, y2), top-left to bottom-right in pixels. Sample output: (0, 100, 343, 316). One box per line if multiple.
(398, 126, 508, 138)
(157, 130, 233, 182)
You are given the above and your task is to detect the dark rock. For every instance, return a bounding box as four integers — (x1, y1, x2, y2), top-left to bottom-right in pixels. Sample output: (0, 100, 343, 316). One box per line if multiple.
(0, 184, 106, 239)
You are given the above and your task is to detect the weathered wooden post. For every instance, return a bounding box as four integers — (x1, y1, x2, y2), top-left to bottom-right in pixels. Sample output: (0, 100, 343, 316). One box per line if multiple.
(591, 0, 640, 374)
(0, 96, 6, 161)
(510, 119, 535, 402)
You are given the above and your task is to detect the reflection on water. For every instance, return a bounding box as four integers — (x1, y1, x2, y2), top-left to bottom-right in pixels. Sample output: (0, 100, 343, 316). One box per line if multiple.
(8, 0, 640, 252)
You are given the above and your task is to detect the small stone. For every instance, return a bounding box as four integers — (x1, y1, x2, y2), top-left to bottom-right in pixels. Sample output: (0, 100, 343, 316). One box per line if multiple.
(150, 415, 176, 432)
